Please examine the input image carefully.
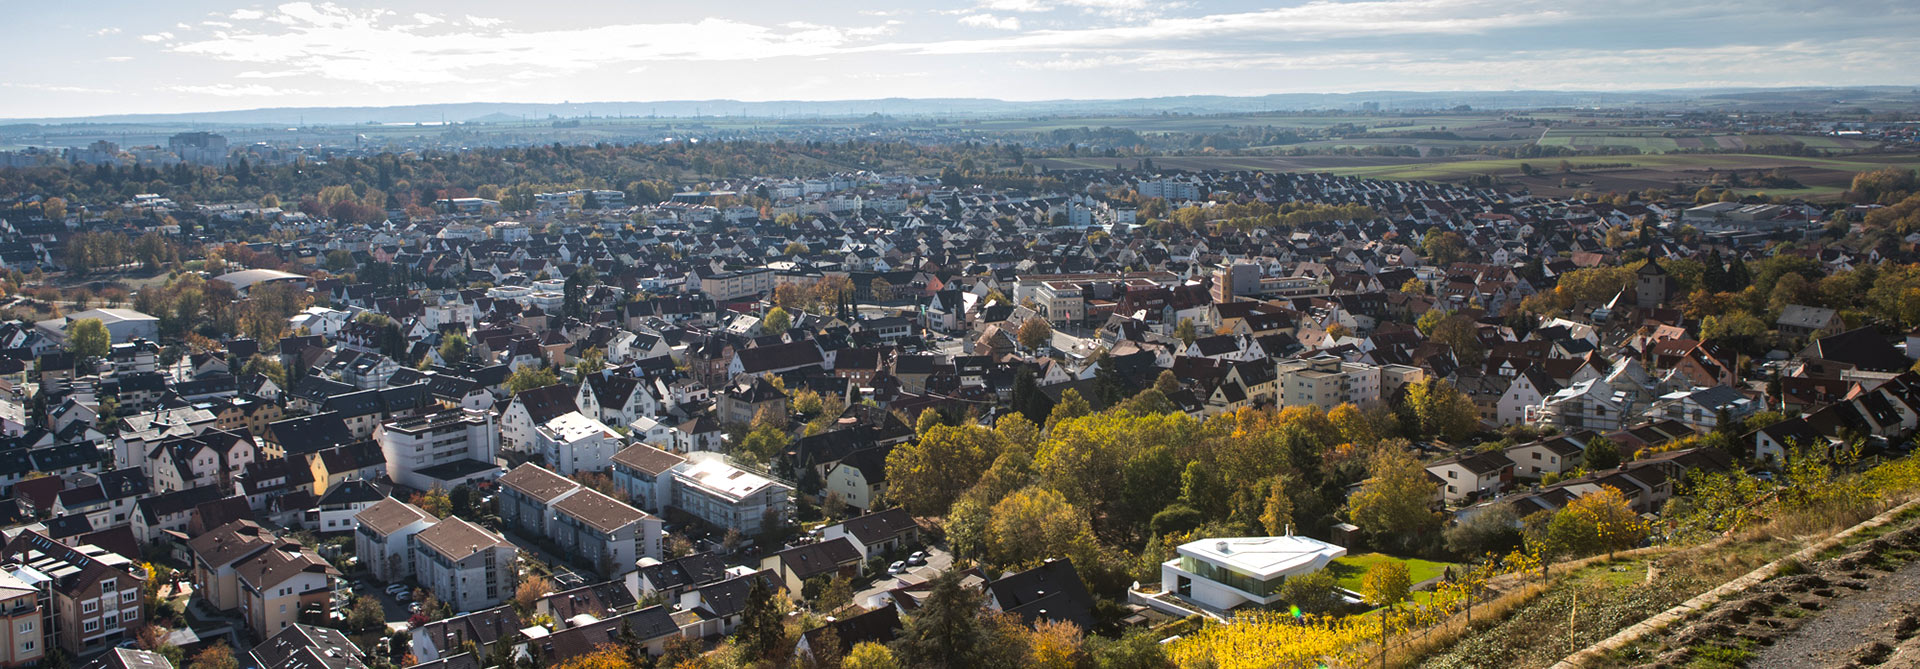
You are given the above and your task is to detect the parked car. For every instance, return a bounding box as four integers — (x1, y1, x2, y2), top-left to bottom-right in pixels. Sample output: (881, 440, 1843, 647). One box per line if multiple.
(908, 551, 927, 566)
(385, 583, 410, 596)
(888, 561, 907, 575)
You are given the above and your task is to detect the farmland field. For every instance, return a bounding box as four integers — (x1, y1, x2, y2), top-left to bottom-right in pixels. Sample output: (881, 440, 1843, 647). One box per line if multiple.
(1037, 152, 1920, 201)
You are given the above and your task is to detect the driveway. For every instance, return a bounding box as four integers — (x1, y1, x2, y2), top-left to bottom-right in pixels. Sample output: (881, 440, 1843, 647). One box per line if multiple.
(851, 546, 954, 608)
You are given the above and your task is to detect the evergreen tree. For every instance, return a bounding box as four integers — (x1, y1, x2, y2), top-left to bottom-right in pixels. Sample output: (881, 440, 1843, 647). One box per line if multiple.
(1009, 368, 1048, 424)
(736, 577, 783, 659)
(1703, 249, 1728, 292)
(891, 571, 989, 669)
(1727, 257, 1753, 290)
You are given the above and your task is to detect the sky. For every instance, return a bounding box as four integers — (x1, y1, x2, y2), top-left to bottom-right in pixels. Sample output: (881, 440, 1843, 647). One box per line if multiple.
(3, 0, 1919, 119)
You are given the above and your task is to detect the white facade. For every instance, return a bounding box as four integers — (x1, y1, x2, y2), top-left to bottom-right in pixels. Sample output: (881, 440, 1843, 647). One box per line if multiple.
(669, 456, 794, 535)
(376, 409, 502, 491)
(533, 412, 622, 475)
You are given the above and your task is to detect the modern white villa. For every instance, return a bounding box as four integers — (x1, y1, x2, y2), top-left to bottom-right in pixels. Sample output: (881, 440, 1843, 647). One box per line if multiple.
(1162, 535, 1348, 610)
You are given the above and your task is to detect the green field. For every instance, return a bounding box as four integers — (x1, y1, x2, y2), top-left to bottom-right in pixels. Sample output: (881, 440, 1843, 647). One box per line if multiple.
(1327, 553, 1462, 591)
(1313, 152, 1920, 181)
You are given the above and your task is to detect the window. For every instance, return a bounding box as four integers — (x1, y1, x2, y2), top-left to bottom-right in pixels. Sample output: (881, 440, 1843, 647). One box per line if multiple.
(22, 641, 33, 652)
(280, 604, 287, 614)
(17, 620, 31, 633)
(1446, 470, 1457, 479)
(121, 591, 137, 603)
(83, 619, 99, 633)
(82, 600, 98, 614)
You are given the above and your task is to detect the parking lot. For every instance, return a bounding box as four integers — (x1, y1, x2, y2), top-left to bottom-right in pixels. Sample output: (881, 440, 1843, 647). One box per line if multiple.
(852, 546, 955, 606)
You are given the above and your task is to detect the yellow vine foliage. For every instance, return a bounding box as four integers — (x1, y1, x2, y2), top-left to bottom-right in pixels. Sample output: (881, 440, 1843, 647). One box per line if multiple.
(1169, 612, 1374, 669)
(1169, 549, 1542, 669)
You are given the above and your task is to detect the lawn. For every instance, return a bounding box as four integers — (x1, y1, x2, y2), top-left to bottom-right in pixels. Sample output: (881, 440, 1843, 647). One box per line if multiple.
(1326, 553, 1463, 592)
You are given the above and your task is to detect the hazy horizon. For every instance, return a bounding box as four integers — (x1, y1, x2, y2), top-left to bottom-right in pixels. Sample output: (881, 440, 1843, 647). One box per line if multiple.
(6, 0, 1920, 119)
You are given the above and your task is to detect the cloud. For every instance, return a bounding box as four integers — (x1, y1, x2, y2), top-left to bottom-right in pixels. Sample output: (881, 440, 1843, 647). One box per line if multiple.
(979, 0, 1049, 11)
(204, 21, 234, 28)
(466, 15, 503, 27)
(170, 83, 316, 97)
(103, 56, 135, 62)
(140, 32, 175, 42)
(92, 27, 122, 37)
(4, 83, 113, 94)
(165, 3, 900, 84)
(959, 14, 1022, 30)
(413, 13, 444, 25)
(230, 8, 265, 20)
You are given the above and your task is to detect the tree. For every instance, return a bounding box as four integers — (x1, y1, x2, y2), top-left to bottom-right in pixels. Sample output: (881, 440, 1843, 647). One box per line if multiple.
(437, 333, 471, 364)
(870, 278, 896, 302)
(884, 424, 1002, 516)
(1546, 486, 1648, 558)
(241, 354, 287, 388)
(552, 645, 631, 669)
(1584, 435, 1622, 471)
(984, 486, 1093, 568)
(41, 196, 67, 221)
(736, 576, 784, 659)
(347, 595, 385, 633)
(1443, 503, 1522, 557)
(1026, 619, 1087, 669)
(1017, 317, 1053, 352)
(514, 574, 553, 613)
(1086, 630, 1172, 669)
(1400, 277, 1428, 295)
(843, 643, 903, 669)
(891, 571, 997, 669)
(189, 642, 239, 669)
(506, 366, 560, 394)
(1430, 314, 1486, 366)
(1278, 569, 1340, 614)
(572, 348, 607, 377)
(915, 407, 942, 436)
(1153, 370, 1181, 396)
(762, 306, 792, 333)
(818, 574, 854, 613)
(66, 318, 110, 360)
(1360, 559, 1412, 609)
(1347, 449, 1443, 551)
(1045, 389, 1091, 430)
(1173, 318, 1198, 346)
(1404, 379, 1480, 441)
(1422, 231, 1468, 266)
(410, 487, 452, 519)
(1259, 478, 1295, 536)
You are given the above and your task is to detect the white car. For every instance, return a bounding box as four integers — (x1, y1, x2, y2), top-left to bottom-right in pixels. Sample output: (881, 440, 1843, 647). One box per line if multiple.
(888, 561, 907, 575)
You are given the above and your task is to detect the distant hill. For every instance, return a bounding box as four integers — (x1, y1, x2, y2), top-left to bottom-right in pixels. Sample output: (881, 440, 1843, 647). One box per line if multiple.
(2, 86, 1916, 127)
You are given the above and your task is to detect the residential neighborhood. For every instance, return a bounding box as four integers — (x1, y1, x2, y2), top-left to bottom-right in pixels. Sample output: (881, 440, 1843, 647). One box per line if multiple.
(5, 94, 1920, 669)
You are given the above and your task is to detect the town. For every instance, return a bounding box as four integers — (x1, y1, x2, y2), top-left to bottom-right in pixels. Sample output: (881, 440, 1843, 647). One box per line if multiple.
(0, 126, 1917, 669)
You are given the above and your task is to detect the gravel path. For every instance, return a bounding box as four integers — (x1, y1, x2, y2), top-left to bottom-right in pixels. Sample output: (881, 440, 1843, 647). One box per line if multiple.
(1750, 559, 1920, 669)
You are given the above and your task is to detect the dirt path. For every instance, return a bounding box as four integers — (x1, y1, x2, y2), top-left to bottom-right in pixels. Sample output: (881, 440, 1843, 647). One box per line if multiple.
(1750, 560, 1920, 668)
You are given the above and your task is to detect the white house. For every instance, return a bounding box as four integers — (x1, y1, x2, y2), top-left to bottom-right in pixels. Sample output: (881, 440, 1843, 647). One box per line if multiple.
(1161, 535, 1346, 611)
